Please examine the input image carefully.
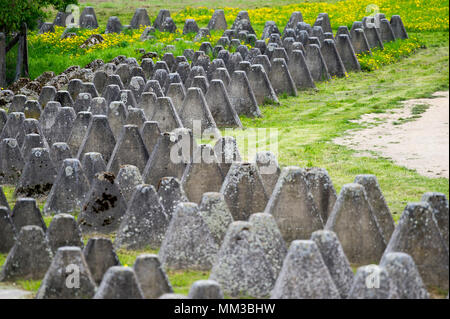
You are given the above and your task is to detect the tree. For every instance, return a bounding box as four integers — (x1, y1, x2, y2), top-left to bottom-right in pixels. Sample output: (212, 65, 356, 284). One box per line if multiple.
(0, 0, 78, 35)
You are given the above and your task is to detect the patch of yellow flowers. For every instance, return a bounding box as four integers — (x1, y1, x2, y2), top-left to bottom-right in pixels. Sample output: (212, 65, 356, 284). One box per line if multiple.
(27, 0, 446, 64)
(358, 36, 424, 71)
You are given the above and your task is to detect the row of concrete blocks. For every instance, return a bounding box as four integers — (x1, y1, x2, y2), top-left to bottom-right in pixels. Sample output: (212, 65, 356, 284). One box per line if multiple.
(3, 37, 353, 128)
(1, 117, 449, 290)
(39, 7, 224, 35)
(0, 182, 448, 298)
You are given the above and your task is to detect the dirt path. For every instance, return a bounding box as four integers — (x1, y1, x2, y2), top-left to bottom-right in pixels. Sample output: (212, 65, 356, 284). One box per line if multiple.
(0, 284, 33, 299)
(334, 91, 449, 179)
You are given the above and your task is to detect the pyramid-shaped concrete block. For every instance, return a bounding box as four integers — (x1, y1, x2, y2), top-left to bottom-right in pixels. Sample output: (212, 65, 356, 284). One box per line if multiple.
(348, 265, 398, 299)
(148, 97, 183, 133)
(261, 21, 280, 40)
(115, 184, 169, 250)
(55, 91, 74, 108)
(181, 145, 224, 203)
(46, 213, 83, 253)
(0, 226, 52, 281)
(247, 64, 279, 105)
(78, 172, 128, 234)
(269, 58, 298, 96)
(211, 67, 231, 88)
(79, 6, 99, 29)
(21, 134, 46, 163)
(335, 34, 361, 72)
(115, 64, 132, 87)
(139, 92, 158, 120)
(140, 121, 161, 155)
(67, 111, 92, 156)
(321, 39, 347, 77)
(265, 167, 323, 242)
(83, 237, 121, 285)
(228, 71, 261, 117)
(325, 183, 387, 265)
(198, 192, 233, 245)
(9, 95, 26, 113)
(153, 9, 172, 31)
(23, 100, 42, 119)
(0, 138, 24, 184)
(379, 18, 396, 42)
(107, 125, 149, 175)
(390, 15, 408, 39)
(214, 136, 241, 176)
(207, 10, 227, 30)
(0, 112, 25, 140)
(188, 280, 224, 299)
(11, 197, 47, 231)
(314, 13, 332, 34)
(221, 162, 268, 221)
(107, 101, 127, 139)
(271, 240, 341, 299)
(159, 202, 219, 270)
(142, 131, 190, 186)
(210, 221, 276, 298)
(88, 97, 108, 116)
(284, 11, 303, 34)
(304, 167, 337, 224)
(191, 76, 209, 95)
(38, 86, 57, 108)
(157, 177, 188, 220)
(0, 206, 16, 253)
(305, 44, 331, 82)
(50, 142, 72, 171)
(77, 115, 117, 165)
(179, 87, 217, 134)
(16, 118, 45, 149)
(255, 151, 281, 196)
(116, 165, 144, 203)
(310, 230, 354, 298)
(363, 25, 384, 49)
(68, 79, 83, 102)
(421, 192, 449, 246)
(103, 84, 122, 106)
(44, 159, 90, 216)
(249, 213, 287, 279)
(382, 202, 449, 290)
(15, 147, 57, 198)
(143, 79, 164, 98)
(36, 247, 96, 299)
(350, 28, 372, 54)
(134, 254, 173, 299)
(380, 252, 429, 299)
(81, 152, 107, 184)
(93, 70, 108, 95)
(166, 83, 186, 115)
(130, 8, 151, 29)
(354, 174, 395, 243)
(94, 266, 144, 299)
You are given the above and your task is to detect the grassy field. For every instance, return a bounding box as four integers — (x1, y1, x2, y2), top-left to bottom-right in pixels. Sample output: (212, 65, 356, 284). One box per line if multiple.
(0, 0, 449, 298)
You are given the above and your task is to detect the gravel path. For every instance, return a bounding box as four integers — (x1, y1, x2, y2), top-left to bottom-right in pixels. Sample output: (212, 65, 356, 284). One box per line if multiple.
(334, 91, 449, 179)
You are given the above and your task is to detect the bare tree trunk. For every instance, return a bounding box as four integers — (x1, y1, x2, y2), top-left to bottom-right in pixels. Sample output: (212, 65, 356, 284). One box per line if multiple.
(0, 32, 6, 88)
(14, 23, 28, 81)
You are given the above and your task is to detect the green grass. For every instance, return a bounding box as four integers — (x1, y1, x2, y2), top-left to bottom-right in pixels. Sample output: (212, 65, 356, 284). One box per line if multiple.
(0, 253, 6, 268)
(117, 248, 159, 266)
(167, 270, 211, 295)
